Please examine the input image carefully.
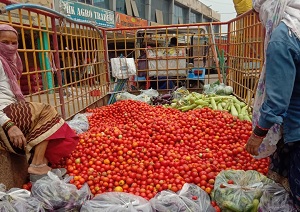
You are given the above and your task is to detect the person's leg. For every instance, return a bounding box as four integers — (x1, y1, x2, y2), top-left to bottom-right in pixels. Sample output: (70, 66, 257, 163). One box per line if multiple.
(27, 140, 51, 175)
(288, 142, 300, 210)
(267, 138, 291, 192)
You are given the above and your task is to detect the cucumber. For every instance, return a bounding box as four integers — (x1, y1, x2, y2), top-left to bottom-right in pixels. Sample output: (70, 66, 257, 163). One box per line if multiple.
(217, 103, 223, 111)
(238, 114, 244, 120)
(244, 115, 252, 122)
(245, 203, 254, 212)
(170, 103, 177, 108)
(234, 103, 241, 114)
(224, 100, 232, 111)
(253, 190, 263, 200)
(222, 201, 243, 212)
(240, 102, 246, 107)
(211, 97, 217, 110)
(241, 105, 248, 114)
(230, 104, 239, 117)
(195, 99, 210, 106)
(180, 104, 198, 112)
(251, 199, 260, 212)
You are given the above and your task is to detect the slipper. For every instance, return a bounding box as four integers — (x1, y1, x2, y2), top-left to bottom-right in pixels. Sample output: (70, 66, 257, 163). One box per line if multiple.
(29, 168, 67, 182)
(29, 173, 48, 182)
(51, 168, 67, 177)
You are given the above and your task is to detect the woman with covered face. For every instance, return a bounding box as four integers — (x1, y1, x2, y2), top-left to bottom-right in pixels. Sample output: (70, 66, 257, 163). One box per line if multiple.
(0, 24, 78, 182)
(245, 0, 300, 209)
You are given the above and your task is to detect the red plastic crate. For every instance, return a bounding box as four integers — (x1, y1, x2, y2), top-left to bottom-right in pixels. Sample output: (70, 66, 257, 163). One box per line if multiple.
(90, 89, 101, 97)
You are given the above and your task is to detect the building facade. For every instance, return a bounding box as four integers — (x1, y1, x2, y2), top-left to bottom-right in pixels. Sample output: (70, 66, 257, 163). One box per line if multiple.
(55, 0, 220, 26)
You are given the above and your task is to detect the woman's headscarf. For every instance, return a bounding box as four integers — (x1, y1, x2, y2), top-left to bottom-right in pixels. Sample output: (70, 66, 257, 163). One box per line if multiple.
(252, 0, 300, 157)
(0, 24, 24, 101)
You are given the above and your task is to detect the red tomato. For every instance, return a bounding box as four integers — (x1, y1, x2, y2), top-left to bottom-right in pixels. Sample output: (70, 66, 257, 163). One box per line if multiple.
(48, 100, 269, 199)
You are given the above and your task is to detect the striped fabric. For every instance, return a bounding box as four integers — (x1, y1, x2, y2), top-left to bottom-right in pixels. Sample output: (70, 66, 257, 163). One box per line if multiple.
(0, 102, 64, 160)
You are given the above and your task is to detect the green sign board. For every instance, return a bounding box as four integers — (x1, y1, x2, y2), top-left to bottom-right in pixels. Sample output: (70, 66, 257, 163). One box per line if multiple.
(58, 0, 115, 28)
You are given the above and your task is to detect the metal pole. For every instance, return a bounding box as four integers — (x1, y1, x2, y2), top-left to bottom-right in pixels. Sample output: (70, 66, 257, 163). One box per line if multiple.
(51, 17, 66, 119)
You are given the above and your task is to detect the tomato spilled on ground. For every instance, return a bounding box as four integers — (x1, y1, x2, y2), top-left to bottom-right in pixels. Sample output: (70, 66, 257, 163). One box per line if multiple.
(54, 100, 269, 199)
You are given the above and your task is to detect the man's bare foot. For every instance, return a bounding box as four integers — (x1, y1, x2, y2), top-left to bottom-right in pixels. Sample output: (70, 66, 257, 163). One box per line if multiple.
(28, 163, 52, 175)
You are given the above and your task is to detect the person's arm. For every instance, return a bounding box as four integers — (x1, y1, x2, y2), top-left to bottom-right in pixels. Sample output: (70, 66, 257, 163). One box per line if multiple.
(258, 41, 297, 130)
(0, 110, 10, 126)
(246, 39, 297, 156)
(0, 111, 26, 148)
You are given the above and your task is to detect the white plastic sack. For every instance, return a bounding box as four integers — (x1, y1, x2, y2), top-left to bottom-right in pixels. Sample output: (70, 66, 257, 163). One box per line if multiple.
(13, 197, 46, 212)
(147, 48, 187, 77)
(135, 93, 151, 104)
(111, 58, 136, 79)
(172, 87, 189, 100)
(0, 184, 5, 192)
(81, 192, 153, 212)
(0, 188, 31, 202)
(116, 92, 137, 101)
(0, 187, 31, 212)
(258, 183, 297, 212)
(31, 172, 92, 211)
(116, 89, 159, 104)
(150, 183, 215, 212)
(0, 200, 15, 212)
(67, 113, 90, 134)
(140, 89, 159, 98)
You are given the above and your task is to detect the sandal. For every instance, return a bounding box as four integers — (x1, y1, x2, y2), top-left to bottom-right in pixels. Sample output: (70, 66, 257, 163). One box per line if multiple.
(29, 163, 48, 168)
(29, 169, 66, 182)
(29, 173, 48, 182)
(51, 168, 67, 177)
(29, 164, 67, 182)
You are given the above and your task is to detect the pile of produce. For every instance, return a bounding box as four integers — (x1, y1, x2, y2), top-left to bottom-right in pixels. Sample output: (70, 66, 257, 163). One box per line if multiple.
(150, 93, 173, 105)
(149, 86, 251, 121)
(54, 100, 269, 202)
(169, 92, 252, 121)
(150, 86, 187, 105)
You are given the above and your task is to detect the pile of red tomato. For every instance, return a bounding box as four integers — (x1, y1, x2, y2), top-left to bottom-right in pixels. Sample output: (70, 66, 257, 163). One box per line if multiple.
(55, 100, 269, 201)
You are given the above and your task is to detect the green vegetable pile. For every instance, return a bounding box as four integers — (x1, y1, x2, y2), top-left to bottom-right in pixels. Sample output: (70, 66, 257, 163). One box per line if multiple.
(168, 92, 252, 121)
(212, 170, 274, 212)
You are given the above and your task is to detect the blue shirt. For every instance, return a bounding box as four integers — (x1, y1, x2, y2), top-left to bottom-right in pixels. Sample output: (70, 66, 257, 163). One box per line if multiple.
(258, 22, 300, 143)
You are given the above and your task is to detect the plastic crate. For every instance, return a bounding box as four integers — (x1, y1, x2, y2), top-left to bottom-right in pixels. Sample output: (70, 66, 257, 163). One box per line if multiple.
(187, 68, 206, 80)
(134, 76, 147, 81)
(90, 89, 101, 97)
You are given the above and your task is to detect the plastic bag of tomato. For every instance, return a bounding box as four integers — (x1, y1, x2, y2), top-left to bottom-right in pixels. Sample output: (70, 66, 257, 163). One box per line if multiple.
(150, 183, 215, 212)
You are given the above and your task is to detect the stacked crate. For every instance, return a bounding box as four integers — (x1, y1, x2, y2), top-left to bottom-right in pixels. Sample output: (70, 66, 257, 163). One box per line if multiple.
(20, 67, 44, 95)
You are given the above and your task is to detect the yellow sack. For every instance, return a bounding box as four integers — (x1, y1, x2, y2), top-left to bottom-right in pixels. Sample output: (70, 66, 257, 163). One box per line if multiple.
(233, 0, 252, 15)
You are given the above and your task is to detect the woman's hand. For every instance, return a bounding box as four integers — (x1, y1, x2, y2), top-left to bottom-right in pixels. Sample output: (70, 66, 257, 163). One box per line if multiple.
(7, 126, 26, 149)
(245, 133, 264, 156)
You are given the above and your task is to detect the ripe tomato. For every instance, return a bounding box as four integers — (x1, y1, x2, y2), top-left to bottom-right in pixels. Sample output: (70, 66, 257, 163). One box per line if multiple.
(53, 100, 269, 199)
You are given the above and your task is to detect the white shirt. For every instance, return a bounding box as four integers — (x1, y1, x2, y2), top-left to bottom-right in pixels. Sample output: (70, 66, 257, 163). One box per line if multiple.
(0, 60, 17, 126)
